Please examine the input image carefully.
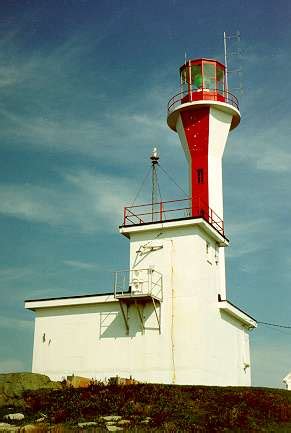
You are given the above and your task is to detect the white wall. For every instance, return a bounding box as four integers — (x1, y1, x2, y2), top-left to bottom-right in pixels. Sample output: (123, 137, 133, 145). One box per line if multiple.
(175, 107, 233, 299)
(32, 301, 172, 383)
(208, 107, 232, 220)
(31, 221, 252, 386)
(128, 223, 251, 386)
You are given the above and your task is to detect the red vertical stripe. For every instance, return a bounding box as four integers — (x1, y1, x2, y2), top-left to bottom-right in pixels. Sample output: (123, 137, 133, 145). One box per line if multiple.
(180, 108, 209, 217)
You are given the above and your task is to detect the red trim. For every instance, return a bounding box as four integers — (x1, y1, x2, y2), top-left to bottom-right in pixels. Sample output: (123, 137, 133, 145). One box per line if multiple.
(122, 197, 224, 236)
(180, 108, 209, 217)
(180, 58, 225, 73)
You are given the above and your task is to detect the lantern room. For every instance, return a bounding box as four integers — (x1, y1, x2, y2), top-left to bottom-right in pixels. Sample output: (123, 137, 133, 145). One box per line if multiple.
(180, 58, 226, 103)
(167, 58, 240, 132)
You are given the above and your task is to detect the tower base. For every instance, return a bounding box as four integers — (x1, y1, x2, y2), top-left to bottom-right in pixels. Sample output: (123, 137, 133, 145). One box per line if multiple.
(25, 218, 256, 386)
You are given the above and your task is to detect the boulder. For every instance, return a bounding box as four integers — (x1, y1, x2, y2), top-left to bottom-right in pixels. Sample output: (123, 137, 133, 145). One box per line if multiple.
(4, 413, 25, 421)
(0, 423, 18, 432)
(78, 422, 98, 428)
(66, 375, 93, 388)
(106, 427, 123, 432)
(19, 424, 47, 432)
(101, 416, 122, 422)
(117, 420, 130, 425)
(0, 373, 61, 408)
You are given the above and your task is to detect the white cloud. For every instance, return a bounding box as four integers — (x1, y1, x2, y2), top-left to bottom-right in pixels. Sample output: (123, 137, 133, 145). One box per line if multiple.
(257, 149, 291, 172)
(226, 219, 271, 259)
(0, 316, 33, 330)
(0, 169, 133, 232)
(227, 100, 291, 174)
(0, 65, 24, 88)
(0, 100, 174, 168)
(0, 266, 33, 281)
(0, 27, 175, 168)
(63, 260, 100, 271)
(0, 184, 61, 225)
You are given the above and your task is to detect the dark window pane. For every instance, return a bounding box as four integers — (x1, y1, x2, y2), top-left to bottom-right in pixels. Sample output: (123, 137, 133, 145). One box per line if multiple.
(203, 62, 215, 76)
(191, 64, 202, 89)
(203, 62, 215, 89)
(197, 168, 204, 184)
(180, 66, 189, 84)
(217, 66, 224, 92)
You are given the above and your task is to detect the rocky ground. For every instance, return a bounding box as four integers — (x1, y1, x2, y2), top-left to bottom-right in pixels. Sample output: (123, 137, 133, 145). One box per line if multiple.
(0, 373, 61, 408)
(0, 414, 151, 432)
(2, 373, 291, 432)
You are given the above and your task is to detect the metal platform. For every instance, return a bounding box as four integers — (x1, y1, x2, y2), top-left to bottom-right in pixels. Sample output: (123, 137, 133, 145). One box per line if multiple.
(122, 197, 225, 237)
(113, 269, 163, 334)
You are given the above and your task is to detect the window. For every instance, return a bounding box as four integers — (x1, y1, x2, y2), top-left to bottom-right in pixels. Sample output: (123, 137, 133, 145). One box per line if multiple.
(203, 62, 216, 90)
(180, 66, 189, 84)
(191, 64, 202, 89)
(206, 242, 210, 254)
(197, 168, 204, 184)
(215, 245, 219, 264)
(216, 65, 224, 93)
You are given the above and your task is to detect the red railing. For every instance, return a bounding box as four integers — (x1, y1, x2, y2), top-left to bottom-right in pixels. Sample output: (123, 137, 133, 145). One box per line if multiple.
(123, 197, 224, 236)
(167, 87, 239, 114)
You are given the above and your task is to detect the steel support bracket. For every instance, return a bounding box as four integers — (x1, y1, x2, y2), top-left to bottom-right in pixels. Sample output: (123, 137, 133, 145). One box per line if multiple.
(119, 301, 129, 335)
(152, 298, 161, 334)
(134, 300, 145, 334)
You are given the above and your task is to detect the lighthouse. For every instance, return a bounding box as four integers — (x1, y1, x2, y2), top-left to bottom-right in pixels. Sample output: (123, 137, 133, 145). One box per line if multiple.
(167, 58, 240, 219)
(166, 58, 241, 300)
(25, 57, 256, 386)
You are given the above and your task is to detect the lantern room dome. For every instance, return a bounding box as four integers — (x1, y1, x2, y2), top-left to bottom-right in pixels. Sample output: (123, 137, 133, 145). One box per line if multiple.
(179, 58, 226, 91)
(167, 58, 240, 131)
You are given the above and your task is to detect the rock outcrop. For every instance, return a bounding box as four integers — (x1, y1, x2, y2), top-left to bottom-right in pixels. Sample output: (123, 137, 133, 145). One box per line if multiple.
(0, 373, 61, 408)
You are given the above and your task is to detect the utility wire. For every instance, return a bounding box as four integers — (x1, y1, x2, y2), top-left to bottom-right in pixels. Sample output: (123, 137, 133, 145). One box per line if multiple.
(131, 163, 291, 333)
(131, 161, 185, 207)
(157, 178, 163, 202)
(158, 163, 187, 196)
(130, 166, 151, 206)
(157, 178, 166, 218)
(257, 321, 291, 330)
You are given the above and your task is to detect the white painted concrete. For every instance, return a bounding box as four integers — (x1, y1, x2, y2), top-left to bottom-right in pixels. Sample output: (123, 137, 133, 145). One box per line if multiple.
(126, 221, 255, 385)
(29, 301, 170, 383)
(208, 106, 232, 219)
(25, 79, 254, 387)
(26, 219, 255, 386)
(175, 107, 233, 298)
(167, 99, 241, 132)
(25, 294, 115, 310)
(283, 373, 291, 390)
(176, 115, 192, 197)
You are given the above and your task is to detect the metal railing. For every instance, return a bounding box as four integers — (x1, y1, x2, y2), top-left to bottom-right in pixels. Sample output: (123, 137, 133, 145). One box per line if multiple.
(123, 197, 224, 236)
(113, 268, 163, 301)
(167, 87, 239, 114)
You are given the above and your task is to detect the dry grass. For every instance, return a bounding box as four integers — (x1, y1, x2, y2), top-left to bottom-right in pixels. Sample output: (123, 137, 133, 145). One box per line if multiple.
(4, 384, 291, 432)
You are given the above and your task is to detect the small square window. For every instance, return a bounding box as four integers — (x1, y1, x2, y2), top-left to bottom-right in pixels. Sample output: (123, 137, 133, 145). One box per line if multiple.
(197, 168, 204, 184)
(206, 242, 210, 254)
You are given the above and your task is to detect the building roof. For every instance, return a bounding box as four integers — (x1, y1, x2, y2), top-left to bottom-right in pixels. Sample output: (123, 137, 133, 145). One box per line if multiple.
(25, 291, 118, 311)
(218, 297, 257, 329)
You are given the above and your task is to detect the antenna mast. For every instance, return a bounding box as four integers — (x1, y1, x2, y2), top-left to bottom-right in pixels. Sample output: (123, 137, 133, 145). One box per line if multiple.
(223, 32, 229, 93)
(223, 31, 242, 95)
(150, 147, 159, 221)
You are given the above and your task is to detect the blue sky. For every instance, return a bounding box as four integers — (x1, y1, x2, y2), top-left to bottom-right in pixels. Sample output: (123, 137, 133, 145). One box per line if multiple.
(1, 0, 291, 387)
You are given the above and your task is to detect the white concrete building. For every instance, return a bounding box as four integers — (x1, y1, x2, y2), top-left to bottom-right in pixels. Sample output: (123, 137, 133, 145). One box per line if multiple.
(25, 58, 256, 386)
(283, 373, 291, 390)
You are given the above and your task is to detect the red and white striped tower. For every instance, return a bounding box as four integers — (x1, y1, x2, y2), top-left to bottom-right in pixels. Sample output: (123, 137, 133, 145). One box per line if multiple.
(167, 58, 240, 222)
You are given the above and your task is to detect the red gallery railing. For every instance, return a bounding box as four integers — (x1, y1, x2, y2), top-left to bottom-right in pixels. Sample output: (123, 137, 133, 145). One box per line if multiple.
(123, 197, 224, 236)
(167, 87, 239, 114)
